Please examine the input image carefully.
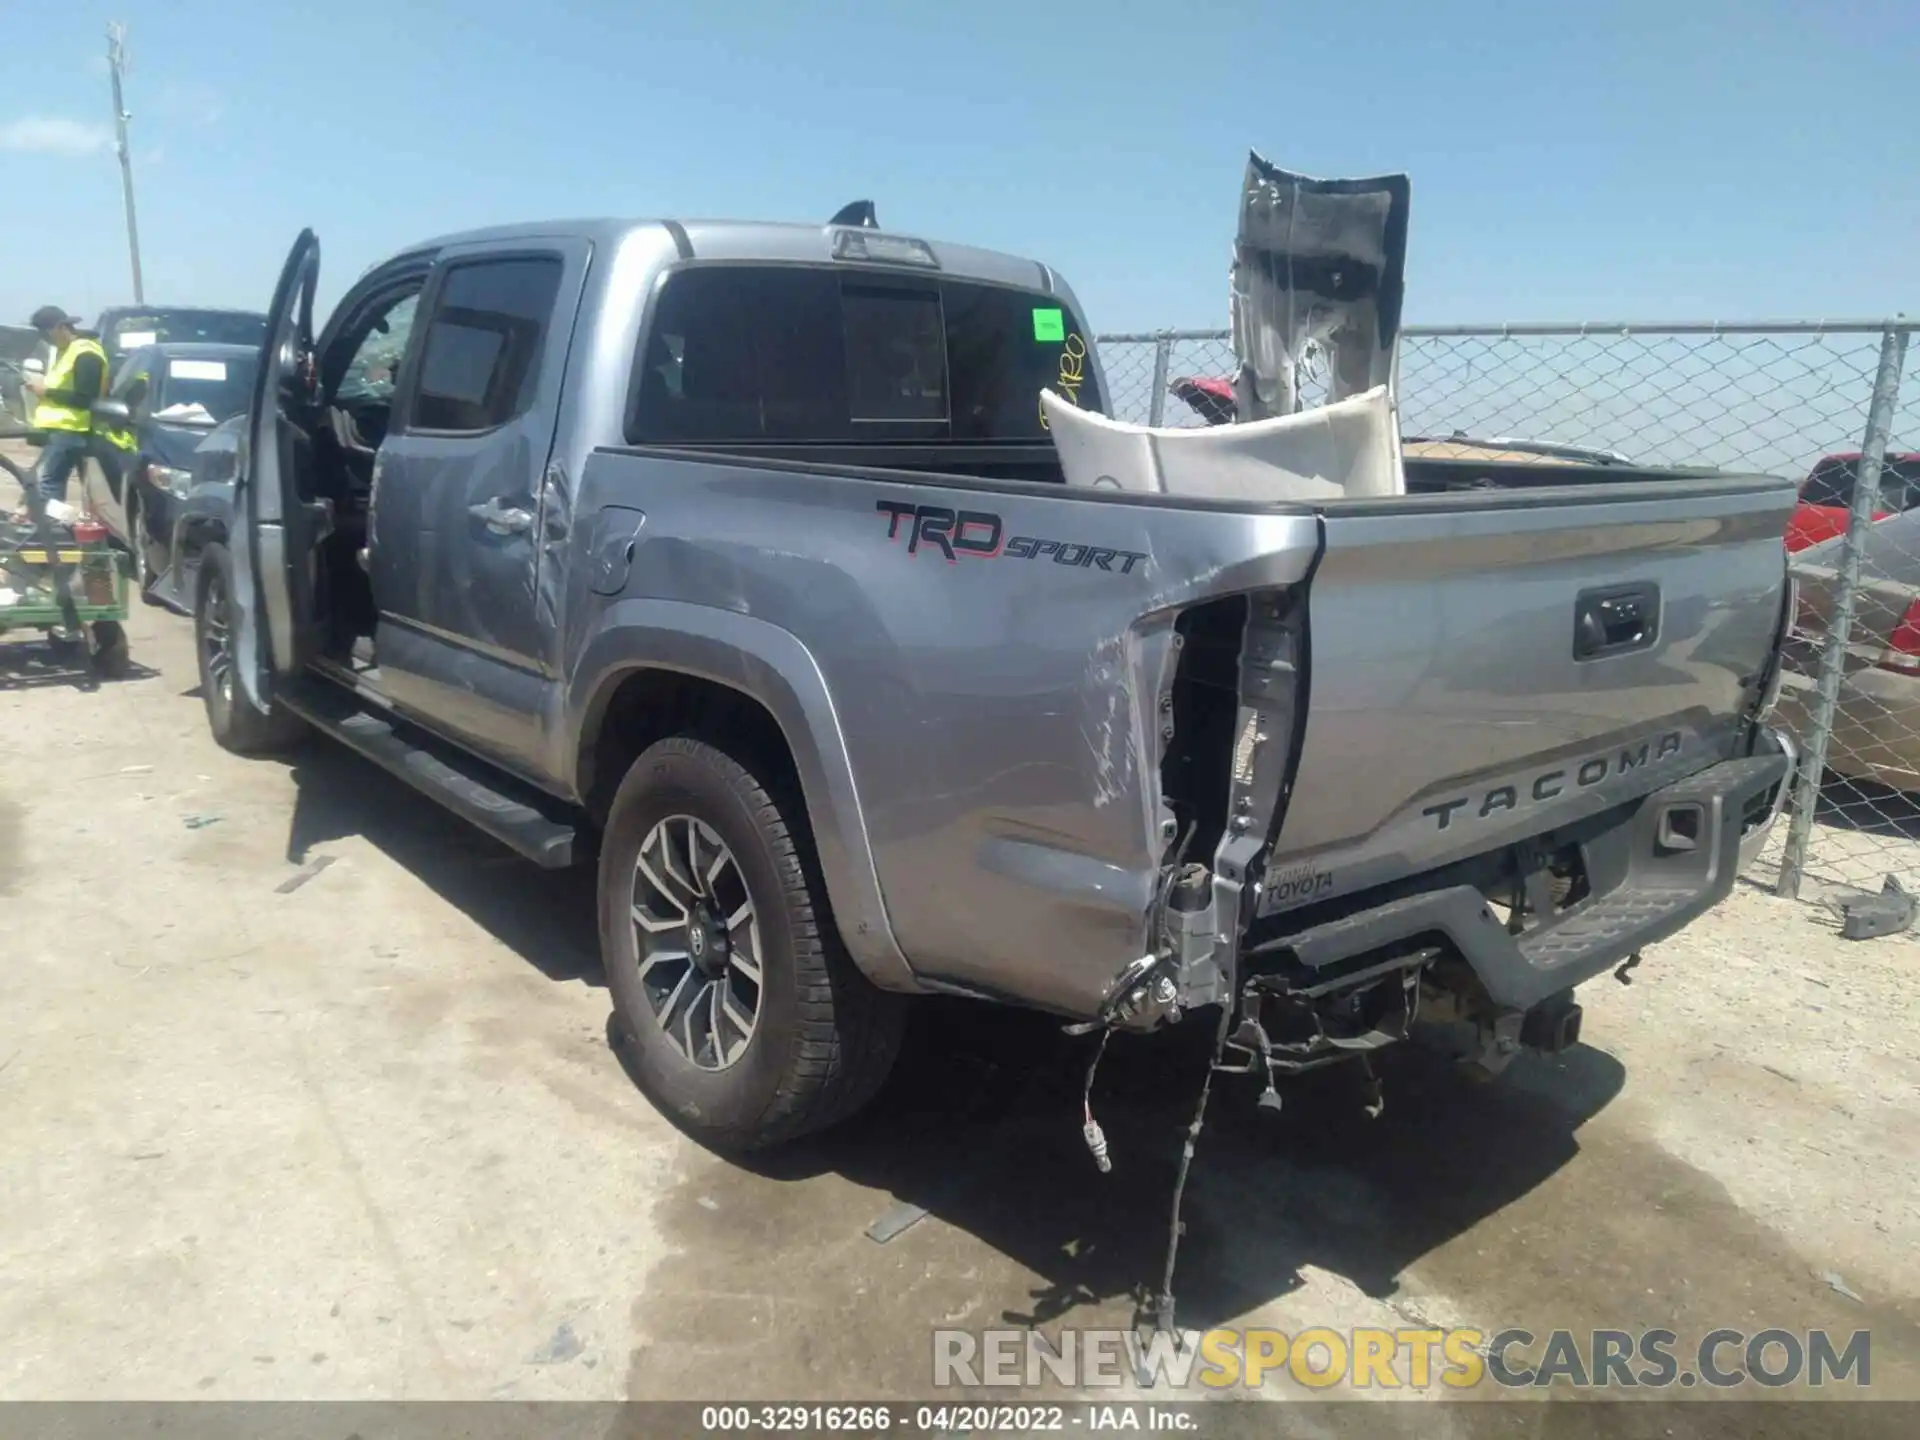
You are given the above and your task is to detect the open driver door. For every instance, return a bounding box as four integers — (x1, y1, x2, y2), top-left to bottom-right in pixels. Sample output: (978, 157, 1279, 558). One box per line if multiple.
(230, 228, 325, 714)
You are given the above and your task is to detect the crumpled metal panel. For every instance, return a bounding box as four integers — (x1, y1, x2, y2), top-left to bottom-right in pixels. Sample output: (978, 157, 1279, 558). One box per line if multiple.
(1230, 154, 1410, 421)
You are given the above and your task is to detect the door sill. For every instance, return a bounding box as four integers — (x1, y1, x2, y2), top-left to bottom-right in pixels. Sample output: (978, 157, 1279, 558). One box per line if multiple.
(281, 672, 586, 869)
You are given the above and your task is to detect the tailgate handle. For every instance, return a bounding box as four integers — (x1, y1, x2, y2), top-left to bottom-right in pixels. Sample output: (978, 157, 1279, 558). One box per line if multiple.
(1574, 583, 1660, 660)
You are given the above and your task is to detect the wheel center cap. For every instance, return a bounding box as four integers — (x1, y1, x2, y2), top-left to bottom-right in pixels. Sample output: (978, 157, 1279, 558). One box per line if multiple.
(687, 912, 728, 978)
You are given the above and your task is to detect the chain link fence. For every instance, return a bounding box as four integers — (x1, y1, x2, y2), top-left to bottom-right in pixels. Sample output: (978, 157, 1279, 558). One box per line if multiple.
(1096, 320, 1920, 904)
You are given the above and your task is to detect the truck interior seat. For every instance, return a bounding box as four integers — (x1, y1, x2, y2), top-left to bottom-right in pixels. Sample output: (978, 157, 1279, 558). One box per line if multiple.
(1041, 384, 1406, 502)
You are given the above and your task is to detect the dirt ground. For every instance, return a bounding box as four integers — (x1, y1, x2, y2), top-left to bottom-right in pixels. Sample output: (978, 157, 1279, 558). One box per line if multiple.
(3, 453, 1918, 1427)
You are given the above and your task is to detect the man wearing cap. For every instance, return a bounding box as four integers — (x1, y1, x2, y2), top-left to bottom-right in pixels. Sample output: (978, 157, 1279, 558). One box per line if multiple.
(20, 305, 109, 504)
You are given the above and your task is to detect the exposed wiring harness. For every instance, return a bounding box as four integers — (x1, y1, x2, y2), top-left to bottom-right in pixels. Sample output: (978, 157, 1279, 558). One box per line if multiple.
(1080, 1027, 1113, 1174)
(1156, 996, 1235, 1337)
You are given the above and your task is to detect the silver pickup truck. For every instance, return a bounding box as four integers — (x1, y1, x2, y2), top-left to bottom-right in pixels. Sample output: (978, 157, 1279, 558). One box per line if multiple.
(164, 209, 1798, 1153)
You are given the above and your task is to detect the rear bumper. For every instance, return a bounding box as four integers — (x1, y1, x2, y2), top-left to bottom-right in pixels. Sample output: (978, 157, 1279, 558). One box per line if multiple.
(1265, 748, 1791, 1013)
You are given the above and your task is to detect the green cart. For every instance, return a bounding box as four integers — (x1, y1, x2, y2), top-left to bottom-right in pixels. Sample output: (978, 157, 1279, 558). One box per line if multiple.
(1, 441, 133, 679)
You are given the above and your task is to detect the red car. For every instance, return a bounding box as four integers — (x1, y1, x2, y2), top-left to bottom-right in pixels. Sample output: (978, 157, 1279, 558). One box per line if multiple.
(1786, 452, 1920, 553)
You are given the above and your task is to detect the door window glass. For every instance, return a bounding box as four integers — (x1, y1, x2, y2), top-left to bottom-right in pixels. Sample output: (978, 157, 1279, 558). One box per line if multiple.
(408, 258, 564, 434)
(335, 293, 421, 406)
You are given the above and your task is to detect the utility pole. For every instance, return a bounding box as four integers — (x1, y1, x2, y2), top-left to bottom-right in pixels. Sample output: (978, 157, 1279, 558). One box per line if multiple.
(107, 22, 144, 303)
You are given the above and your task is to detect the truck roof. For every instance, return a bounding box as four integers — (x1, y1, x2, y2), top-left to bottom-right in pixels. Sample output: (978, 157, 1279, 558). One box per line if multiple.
(401, 217, 1068, 299)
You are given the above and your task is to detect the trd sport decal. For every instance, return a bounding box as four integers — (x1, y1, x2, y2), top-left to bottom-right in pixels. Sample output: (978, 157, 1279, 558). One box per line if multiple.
(875, 501, 1149, 575)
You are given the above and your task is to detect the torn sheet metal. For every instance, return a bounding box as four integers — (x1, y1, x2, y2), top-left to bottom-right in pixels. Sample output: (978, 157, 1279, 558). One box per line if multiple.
(1231, 154, 1411, 421)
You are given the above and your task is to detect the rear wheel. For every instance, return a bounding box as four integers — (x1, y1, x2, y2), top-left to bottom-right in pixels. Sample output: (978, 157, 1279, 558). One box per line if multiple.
(195, 541, 306, 755)
(600, 735, 906, 1149)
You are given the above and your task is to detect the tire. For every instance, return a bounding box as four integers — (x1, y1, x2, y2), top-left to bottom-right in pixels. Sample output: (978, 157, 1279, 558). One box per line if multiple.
(599, 735, 906, 1150)
(90, 620, 131, 679)
(195, 541, 306, 755)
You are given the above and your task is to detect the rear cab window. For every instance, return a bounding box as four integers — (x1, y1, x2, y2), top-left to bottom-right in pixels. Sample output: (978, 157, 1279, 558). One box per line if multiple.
(627, 265, 1100, 447)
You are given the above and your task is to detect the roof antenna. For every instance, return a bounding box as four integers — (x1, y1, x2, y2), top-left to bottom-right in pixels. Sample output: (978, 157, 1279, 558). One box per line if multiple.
(830, 200, 878, 229)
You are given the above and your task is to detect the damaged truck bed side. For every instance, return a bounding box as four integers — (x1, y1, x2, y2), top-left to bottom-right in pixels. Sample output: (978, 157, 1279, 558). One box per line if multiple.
(199, 203, 1799, 1153)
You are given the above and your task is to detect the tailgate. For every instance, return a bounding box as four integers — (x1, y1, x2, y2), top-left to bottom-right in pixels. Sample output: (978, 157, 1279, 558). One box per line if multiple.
(1261, 476, 1796, 915)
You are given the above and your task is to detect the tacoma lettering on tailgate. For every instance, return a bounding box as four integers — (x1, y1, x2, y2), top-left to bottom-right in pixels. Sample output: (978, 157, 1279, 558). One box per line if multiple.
(1422, 730, 1686, 831)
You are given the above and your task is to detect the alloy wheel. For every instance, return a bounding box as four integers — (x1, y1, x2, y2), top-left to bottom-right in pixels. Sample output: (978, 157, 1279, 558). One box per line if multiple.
(202, 568, 233, 707)
(630, 814, 764, 1071)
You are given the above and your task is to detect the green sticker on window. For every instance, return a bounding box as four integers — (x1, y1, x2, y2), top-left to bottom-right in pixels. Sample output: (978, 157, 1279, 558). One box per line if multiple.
(1032, 307, 1065, 342)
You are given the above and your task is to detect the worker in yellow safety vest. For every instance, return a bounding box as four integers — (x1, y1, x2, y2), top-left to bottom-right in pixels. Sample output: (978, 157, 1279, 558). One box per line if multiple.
(21, 305, 110, 505)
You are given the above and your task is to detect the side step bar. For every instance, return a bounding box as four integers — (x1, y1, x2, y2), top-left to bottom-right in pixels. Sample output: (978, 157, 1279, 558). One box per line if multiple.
(279, 677, 584, 869)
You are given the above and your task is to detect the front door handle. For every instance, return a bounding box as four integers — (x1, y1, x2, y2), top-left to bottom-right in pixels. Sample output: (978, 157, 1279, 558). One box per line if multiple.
(469, 497, 534, 535)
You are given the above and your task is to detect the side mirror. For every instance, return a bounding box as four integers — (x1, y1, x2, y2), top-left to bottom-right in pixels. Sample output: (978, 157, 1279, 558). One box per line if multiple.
(91, 398, 133, 426)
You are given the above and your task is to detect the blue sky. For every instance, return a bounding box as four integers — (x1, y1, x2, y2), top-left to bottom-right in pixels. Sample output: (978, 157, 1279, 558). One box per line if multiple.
(1, 0, 1913, 334)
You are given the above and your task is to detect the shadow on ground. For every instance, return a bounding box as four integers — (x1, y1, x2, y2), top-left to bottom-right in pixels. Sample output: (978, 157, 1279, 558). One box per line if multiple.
(276, 732, 1627, 1347)
(281, 738, 602, 986)
(711, 1001, 1626, 1334)
(0, 638, 159, 691)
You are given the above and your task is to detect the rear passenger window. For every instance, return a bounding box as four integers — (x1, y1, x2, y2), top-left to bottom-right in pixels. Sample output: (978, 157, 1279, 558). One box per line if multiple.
(629, 265, 1100, 446)
(408, 257, 563, 433)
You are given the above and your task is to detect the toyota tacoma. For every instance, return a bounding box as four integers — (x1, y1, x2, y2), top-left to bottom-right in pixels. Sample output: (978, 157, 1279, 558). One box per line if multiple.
(166, 187, 1798, 1162)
